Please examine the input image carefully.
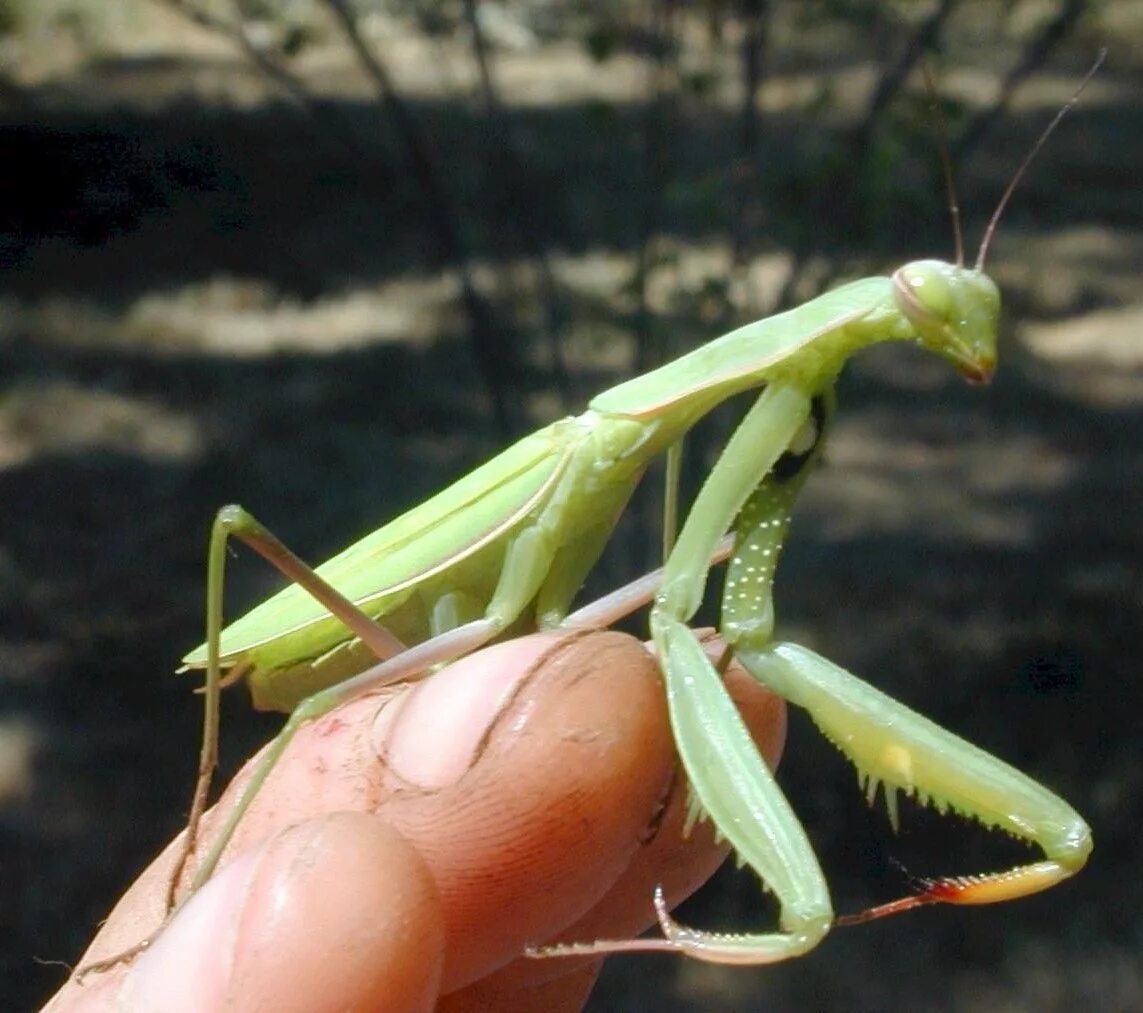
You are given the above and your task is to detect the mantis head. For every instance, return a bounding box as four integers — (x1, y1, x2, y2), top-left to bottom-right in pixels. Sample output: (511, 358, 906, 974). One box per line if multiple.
(889, 53, 1103, 388)
(892, 260, 1000, 384)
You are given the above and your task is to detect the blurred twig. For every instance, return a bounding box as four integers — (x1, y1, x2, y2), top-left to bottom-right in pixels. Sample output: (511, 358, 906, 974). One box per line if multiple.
(851, 0, 960, 155)
(728, 0, 772, 319)
(774, 0, 960, 311)
(630, 0, 681, 572)
(157, 0, 383, 167)
(632, 0, 680, 379)
(952, 0, 1092, 162)
(323, 0, 517, 433)
(461, 0, 572, 407)
(157, 0, 516, 433)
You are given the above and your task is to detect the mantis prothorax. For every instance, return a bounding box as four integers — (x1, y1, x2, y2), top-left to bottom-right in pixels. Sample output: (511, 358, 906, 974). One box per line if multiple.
(81, 60, 1101, 976)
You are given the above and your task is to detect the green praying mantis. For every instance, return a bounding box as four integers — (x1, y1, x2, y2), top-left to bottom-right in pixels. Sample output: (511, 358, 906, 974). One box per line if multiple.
(82, 62, 1101, 976)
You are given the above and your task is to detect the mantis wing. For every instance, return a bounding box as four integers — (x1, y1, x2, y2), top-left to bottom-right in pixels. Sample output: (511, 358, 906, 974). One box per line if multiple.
(181, 419, 577, 668)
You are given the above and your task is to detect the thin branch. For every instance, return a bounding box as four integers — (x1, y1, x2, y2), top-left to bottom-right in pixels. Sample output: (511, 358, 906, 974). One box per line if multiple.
(461, 0, 572, 407)
(629, 0, 681, 575)
(952, 0, 1091, 162)
(322, 0, 515, 432)
(156, 0, 381, 166)
(730, 0, 771, 276)
(852, 0, 960, 153)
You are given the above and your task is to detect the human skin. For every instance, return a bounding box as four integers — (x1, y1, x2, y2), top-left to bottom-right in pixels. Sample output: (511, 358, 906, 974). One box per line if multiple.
(46, 629, 786, 1012)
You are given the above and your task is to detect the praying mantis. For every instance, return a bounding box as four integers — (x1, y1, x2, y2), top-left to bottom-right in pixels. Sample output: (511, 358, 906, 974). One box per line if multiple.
(81, 63, 1100, 977)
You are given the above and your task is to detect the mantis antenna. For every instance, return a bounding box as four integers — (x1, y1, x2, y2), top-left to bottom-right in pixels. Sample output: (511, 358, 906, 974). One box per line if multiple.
(975, 49, 1107, 271)
(921, 61, 965, 268)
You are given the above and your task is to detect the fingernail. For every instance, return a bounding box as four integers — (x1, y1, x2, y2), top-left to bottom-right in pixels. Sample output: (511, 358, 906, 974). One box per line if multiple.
(370, 634, 564, 789)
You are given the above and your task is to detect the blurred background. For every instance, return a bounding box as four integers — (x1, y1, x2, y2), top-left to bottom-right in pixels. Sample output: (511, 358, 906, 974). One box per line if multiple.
(1, 1, 1139, 1009)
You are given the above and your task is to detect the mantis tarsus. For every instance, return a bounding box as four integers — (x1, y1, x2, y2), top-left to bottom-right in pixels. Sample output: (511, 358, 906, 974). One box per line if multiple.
(81, 60, 1101, 975)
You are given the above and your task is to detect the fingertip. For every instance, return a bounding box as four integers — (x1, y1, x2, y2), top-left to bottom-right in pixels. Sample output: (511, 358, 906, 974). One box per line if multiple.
(381, 630, 676, 992)
(130, 813, 444, 1013)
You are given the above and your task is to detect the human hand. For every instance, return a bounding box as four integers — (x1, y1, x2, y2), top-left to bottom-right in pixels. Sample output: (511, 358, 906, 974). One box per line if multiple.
(47, 629, 785, 1012)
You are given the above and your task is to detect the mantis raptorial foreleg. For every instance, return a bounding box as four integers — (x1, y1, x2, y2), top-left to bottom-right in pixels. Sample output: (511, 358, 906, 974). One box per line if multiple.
(643, 385, 838, 961)
(737, 643, 1091, 908)
(720, 395, 1090, 920)
(535, 376, 1088, 963)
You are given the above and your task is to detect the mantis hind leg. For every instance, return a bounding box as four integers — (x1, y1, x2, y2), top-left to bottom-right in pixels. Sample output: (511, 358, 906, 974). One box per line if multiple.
(170, 505, 410, 914)
(81, 510, 564, 977)
(73, 507, 420, 978)
(182, 512, 568, 892)
(561, 534, 736, 630)
(189, 523, 744, 901)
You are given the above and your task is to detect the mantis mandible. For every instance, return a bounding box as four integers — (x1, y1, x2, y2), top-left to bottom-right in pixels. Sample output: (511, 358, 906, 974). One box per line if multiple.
(83, 61, 1099, 975)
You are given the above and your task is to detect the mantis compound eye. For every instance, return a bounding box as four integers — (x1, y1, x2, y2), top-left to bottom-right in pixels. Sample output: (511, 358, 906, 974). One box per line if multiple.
(899, 262, 955, 322)
(893, 260, 958, 330)
(893, 260, 1000, 384)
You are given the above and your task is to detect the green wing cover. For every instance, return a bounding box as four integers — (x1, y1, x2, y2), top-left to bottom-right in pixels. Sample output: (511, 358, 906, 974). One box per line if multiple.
(182, 421, 573, 665)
